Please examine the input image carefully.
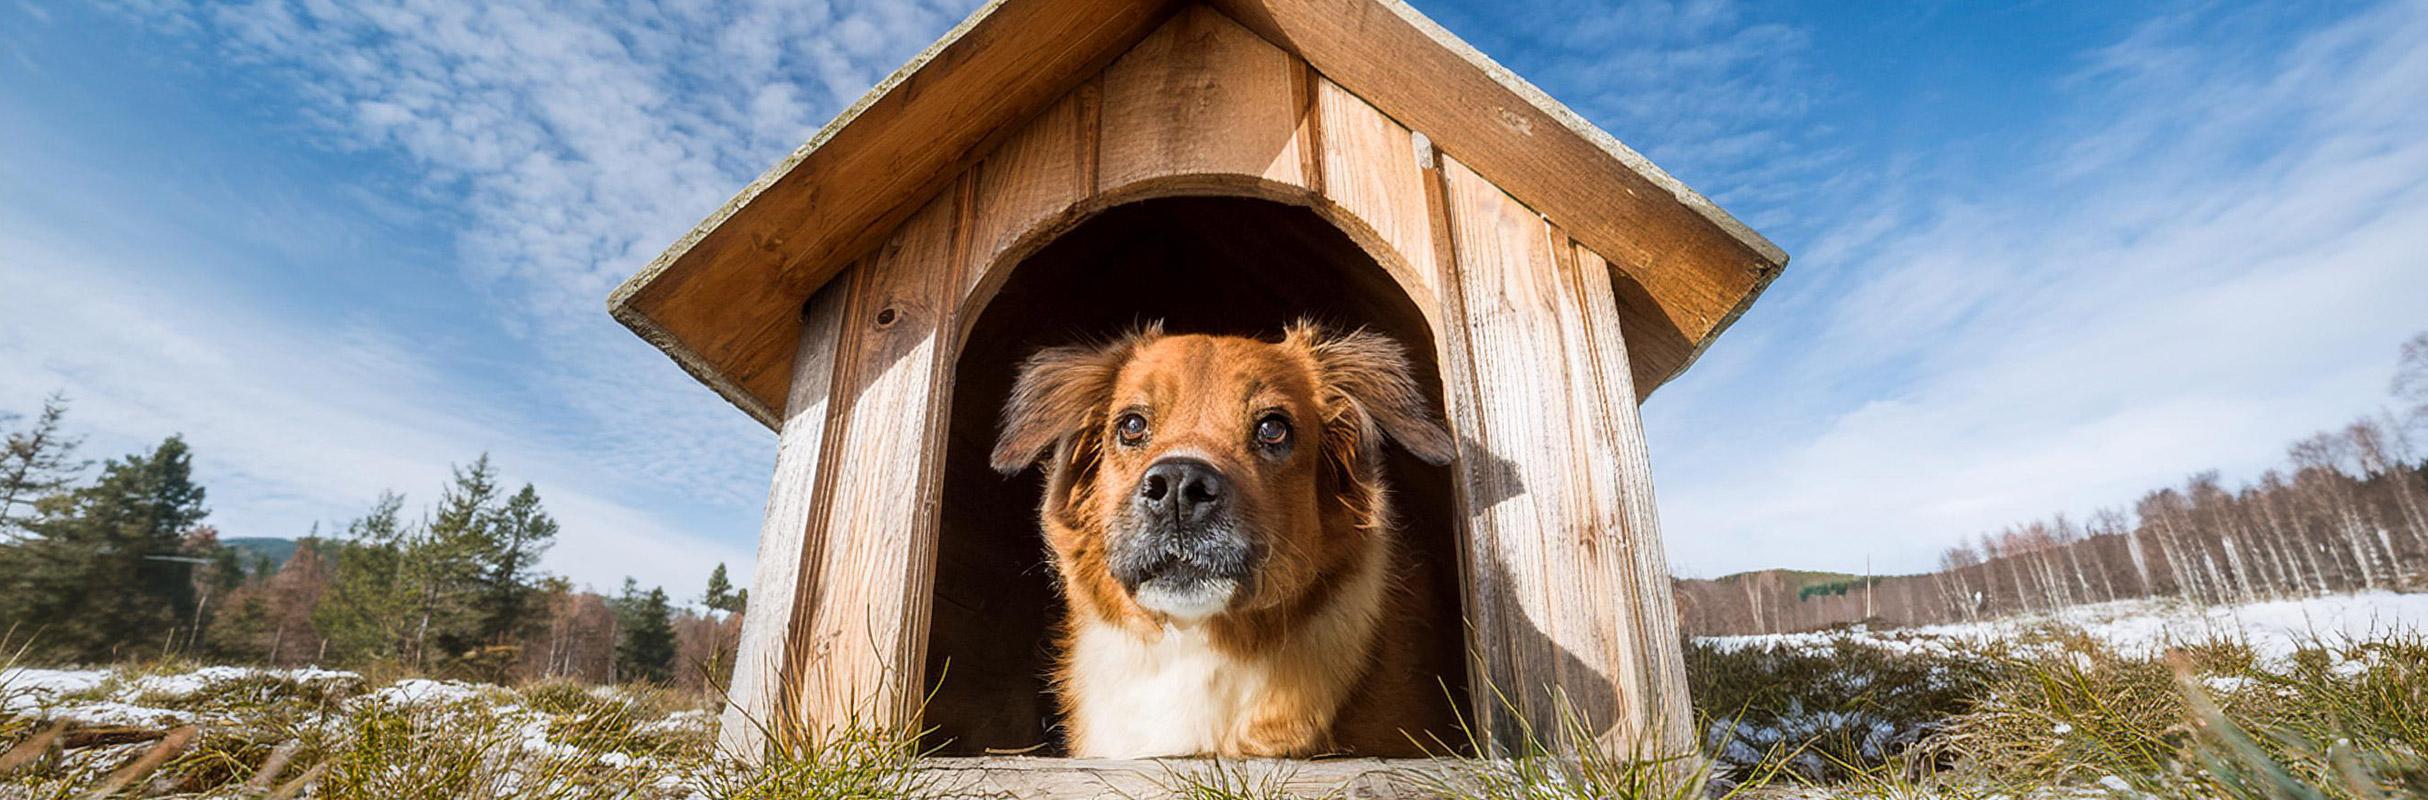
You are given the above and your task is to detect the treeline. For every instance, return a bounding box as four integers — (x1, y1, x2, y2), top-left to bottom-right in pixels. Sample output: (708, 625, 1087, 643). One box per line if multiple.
(1681, 332, 2428, 636)
(0, 395, 746, 690)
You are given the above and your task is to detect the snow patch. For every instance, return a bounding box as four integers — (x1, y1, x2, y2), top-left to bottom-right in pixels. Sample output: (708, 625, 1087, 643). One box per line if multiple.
(1702, 591, 2428, 666)
(364, 678, 487, 707)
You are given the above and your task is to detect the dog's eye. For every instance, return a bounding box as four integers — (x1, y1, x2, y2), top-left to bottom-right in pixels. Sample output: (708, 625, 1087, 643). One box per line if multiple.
(1116, 413, 1149, 446)
(1254, 416, 1291, 448)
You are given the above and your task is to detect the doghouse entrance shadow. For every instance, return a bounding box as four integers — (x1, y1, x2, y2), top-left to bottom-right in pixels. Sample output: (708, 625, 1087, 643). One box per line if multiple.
(927, 196, 1472, 755)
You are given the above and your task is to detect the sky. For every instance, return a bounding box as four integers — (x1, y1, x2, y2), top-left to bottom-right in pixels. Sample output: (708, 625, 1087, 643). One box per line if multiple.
(1, 0, 2422, 595)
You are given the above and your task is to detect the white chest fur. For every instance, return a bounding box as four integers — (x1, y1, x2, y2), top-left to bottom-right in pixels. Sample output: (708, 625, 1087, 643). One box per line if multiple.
(1063, 620, 1272, 758)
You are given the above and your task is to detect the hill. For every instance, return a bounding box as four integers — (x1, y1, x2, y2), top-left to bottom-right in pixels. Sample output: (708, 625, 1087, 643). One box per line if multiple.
(219, 537, 299, 570)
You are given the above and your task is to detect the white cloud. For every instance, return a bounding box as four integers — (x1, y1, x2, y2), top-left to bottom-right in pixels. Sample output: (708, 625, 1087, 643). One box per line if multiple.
(0, 217, 752, 592)
(1651, 0, 2428, 577)
(51, 0, 984, 588)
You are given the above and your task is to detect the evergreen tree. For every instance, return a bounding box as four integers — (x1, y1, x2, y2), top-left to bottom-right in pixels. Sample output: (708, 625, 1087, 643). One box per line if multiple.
(615, 585, 677, 685)
(474, 483, 558, 645)
(0, 392, 88, 538)
(0, 436, 208, 661)
(413, 457, 500, 662)
(312, 493, 416, 664)
(703, 563, 739, 614)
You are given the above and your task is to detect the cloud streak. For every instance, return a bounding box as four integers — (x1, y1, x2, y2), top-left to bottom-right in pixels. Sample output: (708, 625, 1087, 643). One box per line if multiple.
(1650, 0, 2428, 577)
(9, 0, 984, 590)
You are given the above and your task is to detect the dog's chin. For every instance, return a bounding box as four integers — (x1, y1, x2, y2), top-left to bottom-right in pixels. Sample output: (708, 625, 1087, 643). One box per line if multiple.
(1132, 576, 1238, 623)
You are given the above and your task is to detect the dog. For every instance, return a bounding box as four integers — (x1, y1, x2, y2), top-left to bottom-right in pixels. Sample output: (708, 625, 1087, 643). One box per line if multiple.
(989, 320, 1457, 758)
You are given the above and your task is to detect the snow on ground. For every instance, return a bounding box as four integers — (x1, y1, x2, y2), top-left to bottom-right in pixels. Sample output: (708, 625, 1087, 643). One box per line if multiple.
(361, 677, 488, 707)
(1701, 591, 2428, 662)
(3, 664, 370, 727)
(5, 663, 723, 795)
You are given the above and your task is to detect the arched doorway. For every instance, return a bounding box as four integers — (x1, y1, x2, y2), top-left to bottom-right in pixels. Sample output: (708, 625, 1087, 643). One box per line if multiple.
(923, 195, 1471, 754)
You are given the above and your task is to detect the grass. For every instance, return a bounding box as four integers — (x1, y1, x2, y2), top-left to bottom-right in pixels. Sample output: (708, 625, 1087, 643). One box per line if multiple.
(1688, 633, 2013, 786)
(1933, 632, 2428, 798)
(5, 616, 2426, 799)
(0, 656, 941, 800)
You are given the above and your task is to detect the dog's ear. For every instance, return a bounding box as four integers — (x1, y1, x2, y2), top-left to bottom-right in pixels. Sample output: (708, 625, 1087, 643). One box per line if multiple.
(1290, 321, 1457, 467)
(991, 325, 1159, 474)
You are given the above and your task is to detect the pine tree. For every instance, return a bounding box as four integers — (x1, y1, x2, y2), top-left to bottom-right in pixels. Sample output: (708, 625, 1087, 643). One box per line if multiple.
(413, 457, 500, 663)
(616, 585, 677, 685)
(703, 563, 739, 614)
(313, 493, 416, 664)
(0, 436, 209, 661)
(474, 483, 558, 646)
(0, 392, 89, 539)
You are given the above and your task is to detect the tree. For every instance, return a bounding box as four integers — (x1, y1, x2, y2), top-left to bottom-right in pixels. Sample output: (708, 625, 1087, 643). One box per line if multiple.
(264, 538, 332, 665)
(0, 436, 209, 661)
(703, 563, 740, 614)
(615, 584, 677, 685)
(313, 493, 416, 664)
(474, 483, 558, 646)
(0, 392, 88, 539)
(2394, 331, 2428, 433)
(413, 457, 501, 663)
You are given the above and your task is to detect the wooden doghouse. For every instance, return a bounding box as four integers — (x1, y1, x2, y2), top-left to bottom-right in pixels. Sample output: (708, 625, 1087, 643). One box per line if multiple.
(609, 0, 1785, 769)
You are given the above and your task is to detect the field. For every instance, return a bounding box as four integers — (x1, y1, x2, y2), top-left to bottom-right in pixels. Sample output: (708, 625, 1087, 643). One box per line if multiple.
(3, 593, 2424, 799)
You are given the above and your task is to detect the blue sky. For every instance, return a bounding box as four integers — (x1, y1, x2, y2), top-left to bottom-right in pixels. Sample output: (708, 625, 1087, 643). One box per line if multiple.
(2, 0, 2422, 595)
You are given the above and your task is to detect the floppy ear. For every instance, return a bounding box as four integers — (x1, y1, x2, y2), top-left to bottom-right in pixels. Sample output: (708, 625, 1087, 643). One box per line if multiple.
(1290, 321, 1458, 467)
(991, 325, 1159, 474)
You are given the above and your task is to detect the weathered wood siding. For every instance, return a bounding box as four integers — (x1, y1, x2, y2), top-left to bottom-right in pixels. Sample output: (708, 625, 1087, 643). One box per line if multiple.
(720, 279, 849, 759)
(725, 3, 1690, 763)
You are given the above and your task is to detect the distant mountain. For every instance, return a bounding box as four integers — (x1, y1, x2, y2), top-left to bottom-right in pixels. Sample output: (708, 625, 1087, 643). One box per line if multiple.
(221, 537, 300, 570)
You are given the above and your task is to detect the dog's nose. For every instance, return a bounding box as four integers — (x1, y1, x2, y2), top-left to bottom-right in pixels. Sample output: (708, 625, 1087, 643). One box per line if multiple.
(1138, 457, 1227, 522)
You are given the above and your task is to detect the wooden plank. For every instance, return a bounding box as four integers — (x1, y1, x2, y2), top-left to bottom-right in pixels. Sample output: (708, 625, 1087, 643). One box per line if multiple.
(962, 81, 1100, 313)
(1414, 139, 1496, 747)
(1429, 154, 1687, 761)
(1211, 0, 1785, 391)
(611, 0, 1783, 432)
(785, 182, 970, 733)
(1097, 5, 1310, 197)
(927, 757, 1461, 800)
(609, 0, 1182, 426)
(1565, 242, 1693, 757)
(1313, 76, 1438, 314)
(717, 278, 851, 760)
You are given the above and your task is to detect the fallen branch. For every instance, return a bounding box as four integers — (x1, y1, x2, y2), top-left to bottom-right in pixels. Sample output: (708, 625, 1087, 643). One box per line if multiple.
(80, 724, 197, 799)
(0, 721, 67, 773)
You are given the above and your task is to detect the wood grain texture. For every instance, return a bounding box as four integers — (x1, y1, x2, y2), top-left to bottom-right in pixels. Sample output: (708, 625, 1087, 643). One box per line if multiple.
(1210, 0, 1783, 392)
(1429, 154, 1689, 760)
(611, 0, 1784, 431)
(1564, 242, 1693, 757)
(610, 0, 1181, 426)
(1098, 5, 1310, 196)
(926, 757, 1461, 800)
(784, 183, 971, 733)
(718, 278, 850, 760)
(1314, 76, 1438, 313)
(963, 82, 1100, 310)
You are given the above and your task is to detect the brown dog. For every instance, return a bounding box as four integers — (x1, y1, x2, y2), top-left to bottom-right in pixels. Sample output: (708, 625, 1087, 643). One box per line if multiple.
(990, 321, 1456, 758)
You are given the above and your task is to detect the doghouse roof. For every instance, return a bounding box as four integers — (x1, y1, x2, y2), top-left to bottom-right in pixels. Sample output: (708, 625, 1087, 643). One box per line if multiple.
(608, 0, 1787, 429)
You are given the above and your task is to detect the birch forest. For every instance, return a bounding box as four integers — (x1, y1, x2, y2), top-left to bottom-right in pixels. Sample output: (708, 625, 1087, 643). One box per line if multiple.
(1679, 332, 2428, 636)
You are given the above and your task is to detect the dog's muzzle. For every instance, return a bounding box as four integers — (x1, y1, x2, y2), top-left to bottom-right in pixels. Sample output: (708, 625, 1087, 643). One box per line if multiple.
(1110, 456, 1257, 621)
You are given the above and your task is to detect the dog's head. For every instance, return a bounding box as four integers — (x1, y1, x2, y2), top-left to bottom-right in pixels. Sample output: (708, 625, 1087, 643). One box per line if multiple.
(991, 321, 1455, 626)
